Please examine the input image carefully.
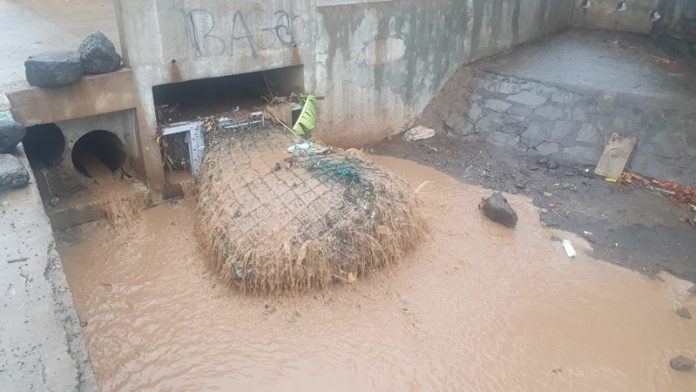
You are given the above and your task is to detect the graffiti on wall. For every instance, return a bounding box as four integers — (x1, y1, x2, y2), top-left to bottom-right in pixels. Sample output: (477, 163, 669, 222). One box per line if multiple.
(182, 7, 309, 58)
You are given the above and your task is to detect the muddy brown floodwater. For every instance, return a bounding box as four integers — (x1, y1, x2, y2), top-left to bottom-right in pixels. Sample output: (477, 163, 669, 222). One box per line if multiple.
(58, 156, 696, 391)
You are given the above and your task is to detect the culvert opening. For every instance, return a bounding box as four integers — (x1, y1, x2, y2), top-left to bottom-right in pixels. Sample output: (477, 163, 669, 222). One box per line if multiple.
(153, 65, 304, 122)
(71, 130, 126, 178)
(153, 65, 304, 174)
(23, 123, 66, 169)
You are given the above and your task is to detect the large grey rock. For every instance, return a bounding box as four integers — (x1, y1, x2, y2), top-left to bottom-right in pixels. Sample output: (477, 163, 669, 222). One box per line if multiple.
(486, 131, 519, 147)
(507, 91, 547, 108)
(576, 123, 601, 144)
(445, 114, 475, 136)
(481, 192, 518, 228)
(484, 99, 512, 113)
(25, 51, 83, 87)
(0, 120, 25, 153)
(535, 105, 566, 121)
(79, 32, 123, 74)
(670, 356, 695, 371)
(522, 118, 552, 141)
(562, 146, 602, 166)
(536, 142, 561, 156)
(550, 121, 580, 143)
(467, 102, 483, 122)
(0, 154, 29, 192)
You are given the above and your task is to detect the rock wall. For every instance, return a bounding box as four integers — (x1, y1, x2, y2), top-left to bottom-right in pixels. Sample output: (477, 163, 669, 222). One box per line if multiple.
(313, 0, 575, 146)
(422, 69, 696, 184)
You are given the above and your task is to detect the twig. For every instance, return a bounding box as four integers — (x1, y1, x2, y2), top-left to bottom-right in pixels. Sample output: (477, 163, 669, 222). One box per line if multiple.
(267, 111, 299, 137)
(6, 257, 28, 264)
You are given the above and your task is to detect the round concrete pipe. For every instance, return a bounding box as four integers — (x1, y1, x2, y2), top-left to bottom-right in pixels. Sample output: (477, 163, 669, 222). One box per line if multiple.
(23, 123, 66, 169)
(71, 130, 126, 177)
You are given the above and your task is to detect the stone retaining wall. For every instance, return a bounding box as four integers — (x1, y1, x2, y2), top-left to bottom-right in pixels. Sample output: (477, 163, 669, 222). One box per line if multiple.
(436, 71, 696, 184)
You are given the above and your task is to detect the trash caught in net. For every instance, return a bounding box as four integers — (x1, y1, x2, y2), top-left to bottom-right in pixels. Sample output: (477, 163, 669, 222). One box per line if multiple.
(195, 125, 427, 294)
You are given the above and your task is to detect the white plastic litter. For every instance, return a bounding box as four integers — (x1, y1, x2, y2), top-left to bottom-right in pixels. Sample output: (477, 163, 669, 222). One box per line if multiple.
(562, 239, 576, 259)
(403, 126, 435, 141)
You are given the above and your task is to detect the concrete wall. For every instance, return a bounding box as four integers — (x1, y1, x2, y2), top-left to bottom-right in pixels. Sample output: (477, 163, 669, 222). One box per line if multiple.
(114, 0, 317, 190)
(572, 0, 660, 33)
(653, 0, 696, 56)
(314, 0, 575, 146)
(113, 0, 575, 186)
(31, 110, 138, 200)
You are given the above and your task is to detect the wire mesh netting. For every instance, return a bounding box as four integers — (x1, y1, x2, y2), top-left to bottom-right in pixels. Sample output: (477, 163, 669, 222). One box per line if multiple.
(196, 125, 426, 294)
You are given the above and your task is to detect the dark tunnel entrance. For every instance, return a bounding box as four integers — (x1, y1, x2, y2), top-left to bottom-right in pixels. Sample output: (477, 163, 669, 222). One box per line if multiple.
(23, 123, 66, 169)
(71, 130, 126, 177)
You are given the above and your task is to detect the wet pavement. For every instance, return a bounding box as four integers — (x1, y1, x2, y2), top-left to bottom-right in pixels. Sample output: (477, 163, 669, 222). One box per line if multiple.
(57, 156, 696, 391)
(485, 29, 696, 106)
(371, 134, 696, 285)
(0, 150, 97, 391)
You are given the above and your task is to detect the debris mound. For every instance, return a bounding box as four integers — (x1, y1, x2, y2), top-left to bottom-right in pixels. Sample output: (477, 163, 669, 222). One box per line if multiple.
(196, 125, 426, 294)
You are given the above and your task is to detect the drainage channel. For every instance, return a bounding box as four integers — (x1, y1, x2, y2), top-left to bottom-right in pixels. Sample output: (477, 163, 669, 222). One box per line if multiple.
(56, 155, 696, 391)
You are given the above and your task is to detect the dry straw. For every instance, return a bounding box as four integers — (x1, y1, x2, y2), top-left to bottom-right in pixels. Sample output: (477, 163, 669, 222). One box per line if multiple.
(196, 125, 426, 294)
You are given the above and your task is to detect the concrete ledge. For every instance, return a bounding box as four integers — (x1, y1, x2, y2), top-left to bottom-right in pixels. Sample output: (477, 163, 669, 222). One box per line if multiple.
(7, 69, 137, 126)
(0, 149, 98, 391)
(47, 182, 150, 230)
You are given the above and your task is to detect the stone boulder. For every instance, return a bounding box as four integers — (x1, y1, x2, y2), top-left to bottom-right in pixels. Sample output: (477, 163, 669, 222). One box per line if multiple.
(480, 192, 518, 228)
(0, 120, 25, 153)
(0, 154, 30, 192)
(25, 51, 83, 87)
(79, 32, 123, 74)
(670, 355, 695, 372)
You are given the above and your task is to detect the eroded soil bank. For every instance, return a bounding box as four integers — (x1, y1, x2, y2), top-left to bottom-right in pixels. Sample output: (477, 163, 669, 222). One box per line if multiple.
(58, 156, 696, 391)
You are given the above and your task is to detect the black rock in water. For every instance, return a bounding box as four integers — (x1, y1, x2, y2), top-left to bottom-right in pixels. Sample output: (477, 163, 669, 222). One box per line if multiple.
(670, 356, 695, 371)
(481, 192, 518, 228)
(79, 32, 123, 74)
(25, 51, 83, 87)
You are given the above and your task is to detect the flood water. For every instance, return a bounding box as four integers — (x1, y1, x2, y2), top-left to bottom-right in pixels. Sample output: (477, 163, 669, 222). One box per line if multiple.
(58, 156, 696, 391)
